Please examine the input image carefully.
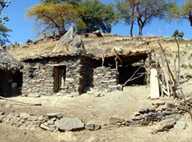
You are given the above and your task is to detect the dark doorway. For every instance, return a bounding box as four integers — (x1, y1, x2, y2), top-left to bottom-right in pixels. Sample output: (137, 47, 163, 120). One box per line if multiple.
(118, 65, 146, 86)
(53, 65, 66, 93)
(0, 70, 23, 97)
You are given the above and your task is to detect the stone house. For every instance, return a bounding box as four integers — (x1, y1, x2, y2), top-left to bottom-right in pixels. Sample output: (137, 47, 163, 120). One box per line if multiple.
(0, 48, 23, 97)
(9, 35, 153, 96)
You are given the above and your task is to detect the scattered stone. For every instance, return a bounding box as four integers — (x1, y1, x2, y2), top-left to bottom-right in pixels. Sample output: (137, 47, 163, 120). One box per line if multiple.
(19, 113, 30, 119)
(47, 118, 56, 125)
(152, 101, 165, 108)
(46, 113, 63, 119)
(138, 107, 156, 114)
(174, 119, 187, 130)
(55, 117, 85, 131)
(0, 112, 5, 115)
(152, 118, 176, 134)
(166, 103, 176, 109)
(40, 123, 52, 131)
(85, 123, 101, 131)
(27, 93, 41, 98)
(109, 117, 126, 126)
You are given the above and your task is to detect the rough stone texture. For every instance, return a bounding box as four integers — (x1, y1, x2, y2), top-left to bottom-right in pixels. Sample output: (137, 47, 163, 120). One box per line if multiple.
(0, 112, 46, 130)
(93, 67, 118, 92)
(22, 57, 81, 96)
(55, 117, 85, 131)
(153, 118, 177, 133)
(85, 122, 101, 131)
(22, 63, 54, 96)
(61, 59, 81, 94)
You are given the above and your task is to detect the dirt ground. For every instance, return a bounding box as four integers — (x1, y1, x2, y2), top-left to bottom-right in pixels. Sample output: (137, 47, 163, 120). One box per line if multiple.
(1, 85, 192, 142)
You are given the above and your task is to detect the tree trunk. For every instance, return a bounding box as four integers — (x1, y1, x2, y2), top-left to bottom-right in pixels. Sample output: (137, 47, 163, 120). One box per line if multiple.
(130, 6, 135, 37)
(137, 18, 144, 36)
(138, 25, 143, 36)
(130, 20, 134, 37)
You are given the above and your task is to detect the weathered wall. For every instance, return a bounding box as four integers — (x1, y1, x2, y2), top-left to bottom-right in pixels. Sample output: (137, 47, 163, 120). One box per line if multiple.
(93, 66, 119, 92)
(60, 59, 81, 94)
(22, 58, 81, 96)
(22, 63, 54, 96)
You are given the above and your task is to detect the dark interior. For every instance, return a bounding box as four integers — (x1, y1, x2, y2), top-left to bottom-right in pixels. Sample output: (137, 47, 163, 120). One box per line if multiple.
(79, 57, 94, 94)
(118, 65, 146, 86)
(0, 70, 23, 97)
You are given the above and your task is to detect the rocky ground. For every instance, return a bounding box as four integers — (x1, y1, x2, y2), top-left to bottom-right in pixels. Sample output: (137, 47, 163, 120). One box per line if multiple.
(1, 85, 192, 142)
(2, 39, 192, 142)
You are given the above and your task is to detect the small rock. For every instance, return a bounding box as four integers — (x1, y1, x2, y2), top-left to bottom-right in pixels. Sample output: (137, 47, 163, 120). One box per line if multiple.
(174, 120, 187, 130)
(27, 93, 41, 98)
(0, 112, 5, 115)
(55, 117, 85, 131)
(139, 107, 156, 114)
(85, 123, 101, 131)
(20, 113, 30, 119)
(152, 118, 176, 134)
(46, 113, 63, 119)
(47, 118, 56, 125)
(166, 103, 176, 109)
(109, 117, 126, 126)
(40, 123, 51, 131)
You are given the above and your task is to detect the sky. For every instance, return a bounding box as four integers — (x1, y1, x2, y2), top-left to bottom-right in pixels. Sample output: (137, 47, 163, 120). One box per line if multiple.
(4, 0, 192, 43)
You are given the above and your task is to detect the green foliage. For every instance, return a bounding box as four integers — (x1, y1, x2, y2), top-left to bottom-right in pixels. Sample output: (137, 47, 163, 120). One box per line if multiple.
(167, 2, 181, 18)
(78, 0, 117, 33)
(0, 0, 10, 45)
(28, 2, 80, 35)
(28, 0, 117, 36)
(169, 0, 192, 26)
(182, 0, 192, 15)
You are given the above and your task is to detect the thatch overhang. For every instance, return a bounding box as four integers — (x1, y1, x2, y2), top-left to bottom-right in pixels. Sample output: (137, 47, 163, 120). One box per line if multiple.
(8, 35, 166, 63)
(0, 48, 23, 72)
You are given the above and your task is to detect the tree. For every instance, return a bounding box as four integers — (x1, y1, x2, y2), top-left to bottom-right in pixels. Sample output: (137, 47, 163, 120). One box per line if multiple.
(0, 0, 10, 45)
(28, 0, 117, 36)
(136, 0, 169, 35)
(168, 0, 192, 27)
(182, 0, 192, 26)
(28, 2, 79, 36)
(78, 0, 116, 33)
(116, 0, 172, 36)
(116, 0, 139, 36)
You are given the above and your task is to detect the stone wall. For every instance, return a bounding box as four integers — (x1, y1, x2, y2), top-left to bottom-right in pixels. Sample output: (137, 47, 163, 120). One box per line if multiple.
(93, 66, 119, 92)
(60, 59, 81, 94)
(22, 63, 54, 96)
(22, 58, 81, 96)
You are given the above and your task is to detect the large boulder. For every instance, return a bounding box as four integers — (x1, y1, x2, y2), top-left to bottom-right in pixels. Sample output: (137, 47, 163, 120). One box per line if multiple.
(55, 117, 85, 131)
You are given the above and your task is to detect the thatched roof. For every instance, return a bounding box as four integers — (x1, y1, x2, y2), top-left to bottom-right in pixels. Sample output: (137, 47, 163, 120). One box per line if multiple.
(0, 48, 22, 71)
(9, 35, 181, 62)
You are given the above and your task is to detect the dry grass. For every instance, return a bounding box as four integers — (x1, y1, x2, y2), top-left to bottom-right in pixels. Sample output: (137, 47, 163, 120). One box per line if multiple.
(8, 36, 192, 61)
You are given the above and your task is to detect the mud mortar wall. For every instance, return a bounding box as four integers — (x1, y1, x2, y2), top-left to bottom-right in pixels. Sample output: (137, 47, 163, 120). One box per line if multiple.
(22, 58, 81, 96)
(22, 63, 54, 96)
(93, 67, 118, 92)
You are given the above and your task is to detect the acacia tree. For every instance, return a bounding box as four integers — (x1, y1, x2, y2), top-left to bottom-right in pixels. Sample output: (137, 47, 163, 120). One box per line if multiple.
(28, 2, 79, 36)
(78, 0, 116, 33)
(136, 0, 169, 35)
(117, 0, 172, 36)
(116, 0, 139, 36)
(28, 0, 116, 36)
(168, 0, 192, 27)
(181, 0, 192, 26)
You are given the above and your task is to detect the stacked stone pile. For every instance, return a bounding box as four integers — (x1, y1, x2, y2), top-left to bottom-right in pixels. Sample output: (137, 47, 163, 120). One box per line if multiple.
(0, 111, 101, 132)
(108, 98, 192, 133)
